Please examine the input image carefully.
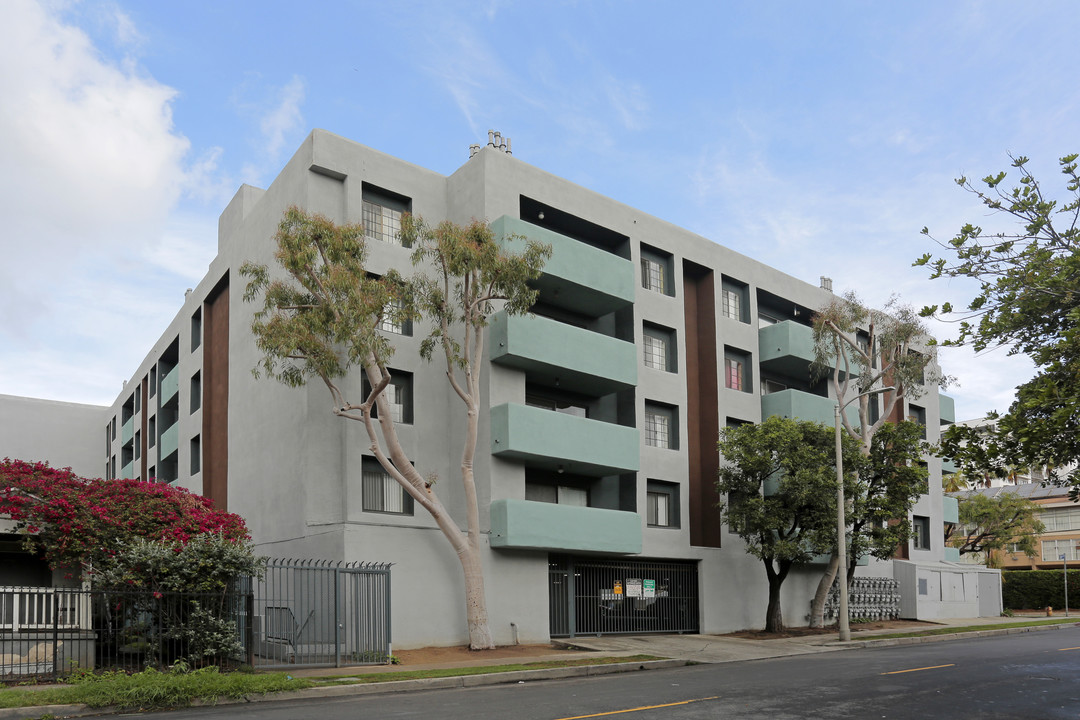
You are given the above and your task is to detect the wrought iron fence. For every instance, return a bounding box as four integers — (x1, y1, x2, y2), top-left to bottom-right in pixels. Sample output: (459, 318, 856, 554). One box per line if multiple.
(0, 586, 249, 680)
(0, 557, 392, 680)
(247, 559, 392, 668)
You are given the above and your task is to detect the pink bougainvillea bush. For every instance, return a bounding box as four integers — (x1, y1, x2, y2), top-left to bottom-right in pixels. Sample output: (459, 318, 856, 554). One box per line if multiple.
(0, 458, 249, 572)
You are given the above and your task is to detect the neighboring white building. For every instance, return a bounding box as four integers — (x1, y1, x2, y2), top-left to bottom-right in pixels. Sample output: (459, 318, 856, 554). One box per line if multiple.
(0, 130, 999, 646)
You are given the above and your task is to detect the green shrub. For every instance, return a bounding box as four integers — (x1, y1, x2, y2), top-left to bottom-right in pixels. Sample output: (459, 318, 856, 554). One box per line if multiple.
(1002, 569, 1080, 609)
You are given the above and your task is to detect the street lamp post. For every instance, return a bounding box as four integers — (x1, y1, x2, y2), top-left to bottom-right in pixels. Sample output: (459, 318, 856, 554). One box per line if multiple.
(834, 386, 894, 642)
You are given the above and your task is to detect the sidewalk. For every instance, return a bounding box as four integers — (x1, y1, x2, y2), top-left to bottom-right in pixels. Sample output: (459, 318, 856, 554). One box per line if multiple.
(2, 616, 1078, 720)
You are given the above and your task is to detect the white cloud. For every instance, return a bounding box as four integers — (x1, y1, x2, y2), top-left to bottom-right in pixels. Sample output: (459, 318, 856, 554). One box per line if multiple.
(235, 74, 307, 185)
(0, 0, 207, 404)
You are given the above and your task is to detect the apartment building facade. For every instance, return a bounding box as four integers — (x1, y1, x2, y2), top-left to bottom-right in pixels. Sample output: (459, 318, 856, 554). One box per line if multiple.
(2, 130, 997, 647)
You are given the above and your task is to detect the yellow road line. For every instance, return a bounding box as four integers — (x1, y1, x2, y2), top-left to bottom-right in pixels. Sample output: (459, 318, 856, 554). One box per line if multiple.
(1058, 646, 1080, 651)
(880, 663, 956, 675)
(552, 696, 720, 719)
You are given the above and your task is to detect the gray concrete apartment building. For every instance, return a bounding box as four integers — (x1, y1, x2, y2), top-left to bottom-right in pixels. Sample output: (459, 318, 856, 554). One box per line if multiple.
(1, 129, 1001, 648)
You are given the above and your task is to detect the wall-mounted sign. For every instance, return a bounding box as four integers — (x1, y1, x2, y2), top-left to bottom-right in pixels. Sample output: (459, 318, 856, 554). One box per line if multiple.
(625, 578, 643, 598)
(643, 579, 656, 598)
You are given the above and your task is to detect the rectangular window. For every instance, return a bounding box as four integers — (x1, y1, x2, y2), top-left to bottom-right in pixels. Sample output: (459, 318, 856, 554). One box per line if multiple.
(190, 435, 201, 475)
(1042, 539, 1080, 562)
(912, 515, 931, 550)
(191, 307, 202, 352)
(362, 183, 412, 247)
(379, 297, 412, 336)
(639, 245, 673, 296)
(111, 417, 117, 441)
(760, 378, 787, 395)
(149, 366, 157, 398)
(525, 389, 588, 418)
(525, 482, 588, 506)
(148, 416, 156, 448)
(724, 348, 751, 393)
(908, 404, 926, 439)
(362, 371, 413, 424)
(362, 459, 414, 515)
(134, 431, 141, 460)
(646, 480, 680, 528)
(134, 389, 141, 414)
(644, 402, 677, 449)
(721, 277, 748, 323)
(642, 323, 676, 372)
(190, 372, 201, 414)
(1041, 507, 1080, 533)
(757, 312, 780, 328)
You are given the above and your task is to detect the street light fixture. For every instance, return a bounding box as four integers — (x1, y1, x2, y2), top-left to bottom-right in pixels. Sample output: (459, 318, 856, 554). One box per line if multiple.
(834, 385, 894, 642)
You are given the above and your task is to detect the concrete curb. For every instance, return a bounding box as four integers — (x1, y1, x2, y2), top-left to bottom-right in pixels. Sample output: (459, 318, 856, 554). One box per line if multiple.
(0, 659, 687, 720)
(817, 619, 1080, 650)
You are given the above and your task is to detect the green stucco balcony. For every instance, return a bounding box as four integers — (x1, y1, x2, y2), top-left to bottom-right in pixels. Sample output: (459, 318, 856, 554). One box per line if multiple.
(761, 389, 858, 427)
(160, 366, 179, 403)
(490, 403, 639, 476)
(159, 422, 179, 459)
(943, 495, 959, 525)
(943, 547, 961, 562)
(490, 499, 642, 553)
(120, 461, 135, 480)
(758, 321, 816, 381)
(942, 458, 958, 475)
(489, 311, 637, 395)
(940, 394, 956, 425)
(121, 417, 134, 444)
(492, 216, 634, 317)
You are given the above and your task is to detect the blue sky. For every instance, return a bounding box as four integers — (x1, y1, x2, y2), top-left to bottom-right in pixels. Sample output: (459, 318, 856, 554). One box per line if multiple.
(2, 0, 1076, 422)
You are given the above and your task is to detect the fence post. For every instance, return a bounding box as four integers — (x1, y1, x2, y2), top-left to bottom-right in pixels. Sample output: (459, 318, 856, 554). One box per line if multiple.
(246, 590, 255, 667)
(334, 565, 341, 668)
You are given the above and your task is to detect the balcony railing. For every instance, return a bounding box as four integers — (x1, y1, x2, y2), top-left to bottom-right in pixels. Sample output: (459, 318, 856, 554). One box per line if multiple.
(0, 586, 91, 632)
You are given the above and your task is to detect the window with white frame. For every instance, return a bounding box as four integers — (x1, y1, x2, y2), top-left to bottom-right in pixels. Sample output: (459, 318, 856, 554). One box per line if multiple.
(645, 402, 677, 449)
(1042, 539, 1080, 562)
(721, 277, 748, 323)
(362, 459, 414, 515)
(760, 378, 787, 395)
(640, 245, 673, 296)
(642, 323, 676, 372)
(646, 480, 680, 528)
(1040, 506, 1080, 532)
(379, 296, 412, 336)
(362, 183, 412, 247)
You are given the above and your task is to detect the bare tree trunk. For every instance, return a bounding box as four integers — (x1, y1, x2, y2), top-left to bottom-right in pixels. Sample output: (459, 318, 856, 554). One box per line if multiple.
(460, 545, 495, 649)
(808, 554, 839, 628)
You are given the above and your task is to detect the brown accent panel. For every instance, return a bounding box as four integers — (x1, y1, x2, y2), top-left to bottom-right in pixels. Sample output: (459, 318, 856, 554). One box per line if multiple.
(683, 261, 721, 547)
(202, 275, 230, 511)
(140, 378, 148, 480)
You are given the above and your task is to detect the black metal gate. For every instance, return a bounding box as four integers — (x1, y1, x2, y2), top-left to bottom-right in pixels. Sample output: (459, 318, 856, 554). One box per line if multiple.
(549, 555, 699, 637)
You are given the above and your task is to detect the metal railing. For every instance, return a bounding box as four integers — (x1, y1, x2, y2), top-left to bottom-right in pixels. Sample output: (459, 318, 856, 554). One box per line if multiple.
(248, 559, 392, 668)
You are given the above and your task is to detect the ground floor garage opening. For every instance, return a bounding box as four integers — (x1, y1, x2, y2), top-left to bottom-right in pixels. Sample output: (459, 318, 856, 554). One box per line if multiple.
(548, 555, 699, 637)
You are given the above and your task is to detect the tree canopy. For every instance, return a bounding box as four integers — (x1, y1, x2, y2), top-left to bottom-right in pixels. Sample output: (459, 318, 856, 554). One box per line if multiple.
(0, 458, 249, 573)
(945, 491, 1045, 566)
(916, 153, 1080, 496)
(717, 416, 862, 633)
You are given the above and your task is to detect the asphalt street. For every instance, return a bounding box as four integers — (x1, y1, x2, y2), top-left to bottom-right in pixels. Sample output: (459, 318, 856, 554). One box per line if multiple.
(125, 628, 1080, 720)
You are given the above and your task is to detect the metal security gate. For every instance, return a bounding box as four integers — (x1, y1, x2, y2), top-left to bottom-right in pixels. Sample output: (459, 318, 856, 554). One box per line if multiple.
(248, 559, 392, 667)
(549, 555, 699, 637)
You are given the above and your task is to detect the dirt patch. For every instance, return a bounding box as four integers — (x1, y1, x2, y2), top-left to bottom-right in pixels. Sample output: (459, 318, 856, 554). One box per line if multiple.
(723, 619, 937, 640)
(391, 643, 578, 666)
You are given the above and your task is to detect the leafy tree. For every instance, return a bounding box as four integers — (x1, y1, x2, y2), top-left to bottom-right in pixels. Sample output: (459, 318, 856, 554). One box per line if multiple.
(806, 293, 943, 626)
(944, 491, 1045, 566)
(916, 153, 1080, 497)
(0, 458, 249, 573)
(717, 416, 861, 633)
(241, 207, 549, 650)
(845, 421, 929, 575)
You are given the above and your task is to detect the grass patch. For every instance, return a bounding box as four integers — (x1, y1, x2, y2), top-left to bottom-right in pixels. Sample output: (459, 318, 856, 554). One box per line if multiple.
(867, 618, 1080, 640)
(313, 654, 665, 684)
(0, 667, 312, 711)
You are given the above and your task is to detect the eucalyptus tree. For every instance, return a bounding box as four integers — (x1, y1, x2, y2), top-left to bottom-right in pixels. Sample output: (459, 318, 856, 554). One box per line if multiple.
(241, 207, 549, 649)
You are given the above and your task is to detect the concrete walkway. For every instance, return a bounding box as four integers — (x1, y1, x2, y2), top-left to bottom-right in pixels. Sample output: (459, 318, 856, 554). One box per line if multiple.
(552, 615, 1080, 664)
